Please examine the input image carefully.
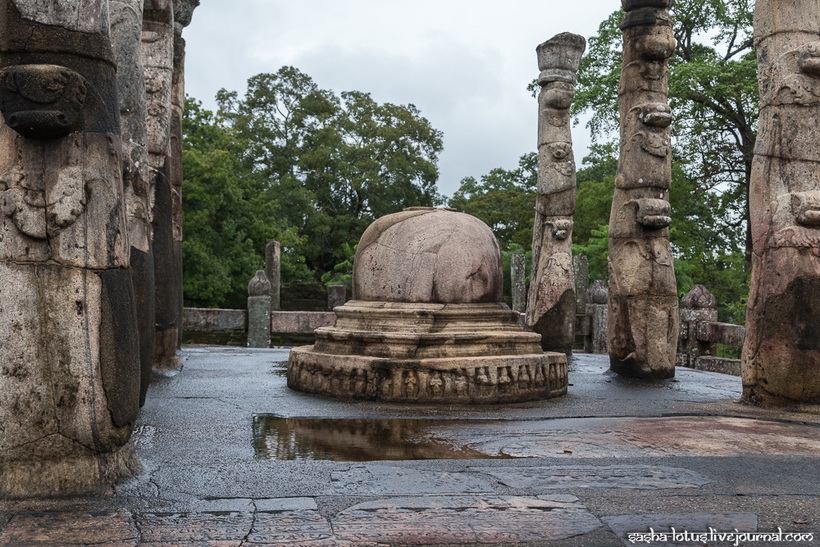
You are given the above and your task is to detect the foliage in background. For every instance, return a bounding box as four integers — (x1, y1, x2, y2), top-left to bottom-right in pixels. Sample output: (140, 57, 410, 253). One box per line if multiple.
(182, 98, 304, 309)
(320, 243, 356, 292)
(216, 66, 444, 275)
(448, 153, 537, 251)
(183, 67, 444, 307)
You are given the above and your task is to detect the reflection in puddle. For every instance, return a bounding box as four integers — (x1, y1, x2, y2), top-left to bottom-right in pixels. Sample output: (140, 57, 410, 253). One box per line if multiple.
(252, 416, 515, 461)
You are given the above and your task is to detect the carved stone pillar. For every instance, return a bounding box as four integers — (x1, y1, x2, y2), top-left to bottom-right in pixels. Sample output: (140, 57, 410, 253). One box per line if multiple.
(743, 0, 820, 405)
(0, 0, 141, 496)
(142, 0, 177, 371)
(608, 0, 678, 379)
(525, 33, 586, 354)
(112, 0, 155, 406)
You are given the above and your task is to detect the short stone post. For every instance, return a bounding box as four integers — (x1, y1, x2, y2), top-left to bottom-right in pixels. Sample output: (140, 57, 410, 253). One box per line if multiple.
(573, 254, 589, 314)
(247, 271, 271, 348)
(265, 240, 281, 311)
(679, 285, 718, 368)
(585, 281, 609, 355)
(328, 285, 347, 310)
(511, 253, 526, 313)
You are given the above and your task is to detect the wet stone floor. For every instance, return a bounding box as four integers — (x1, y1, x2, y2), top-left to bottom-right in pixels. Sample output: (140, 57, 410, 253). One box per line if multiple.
(1, 347, 820, 545)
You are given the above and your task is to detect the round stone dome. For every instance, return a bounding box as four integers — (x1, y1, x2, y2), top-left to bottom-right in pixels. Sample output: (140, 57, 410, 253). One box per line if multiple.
(352, 208, 503, 303)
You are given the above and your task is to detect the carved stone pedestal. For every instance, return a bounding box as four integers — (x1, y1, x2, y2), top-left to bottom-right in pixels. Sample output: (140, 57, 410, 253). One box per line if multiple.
(289, 301, 567, 404)
(288, 208, 567, 404)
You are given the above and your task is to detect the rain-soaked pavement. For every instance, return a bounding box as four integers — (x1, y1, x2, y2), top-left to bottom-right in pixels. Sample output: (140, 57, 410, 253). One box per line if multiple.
(2, 346, 820, 545)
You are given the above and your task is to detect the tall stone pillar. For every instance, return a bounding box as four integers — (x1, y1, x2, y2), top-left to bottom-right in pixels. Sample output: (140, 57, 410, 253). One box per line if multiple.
(608, 0, 678, 379)
(143, 0, 178, 371)
(525, 33, 586, 354)
(743, 1, 820, 406)
(112, 0, 155, 406)
(0, 0, 141, 496)
(585, 281, 609, 355)
(171, 0, 198, 347)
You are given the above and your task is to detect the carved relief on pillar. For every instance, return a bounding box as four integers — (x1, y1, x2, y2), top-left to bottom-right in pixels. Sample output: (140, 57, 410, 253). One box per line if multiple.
(742, 0, 820, 406)
(0, 0, 140, 498)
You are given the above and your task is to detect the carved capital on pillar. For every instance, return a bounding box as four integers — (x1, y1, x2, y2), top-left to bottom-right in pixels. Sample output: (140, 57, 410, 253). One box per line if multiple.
(0, 65, 86, 139)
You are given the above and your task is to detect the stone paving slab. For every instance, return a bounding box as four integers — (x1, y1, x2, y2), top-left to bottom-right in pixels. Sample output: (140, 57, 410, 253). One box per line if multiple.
(330, 464, 496, 495)
(331, 495, 603, 544)
(436, 416, 820, 458)
(473, 464, 710, 490)
(3, 348, 820, 545)
(602, 513, 759, 546)
(136, 513, 252, 543)
(0, 509, 138, 545)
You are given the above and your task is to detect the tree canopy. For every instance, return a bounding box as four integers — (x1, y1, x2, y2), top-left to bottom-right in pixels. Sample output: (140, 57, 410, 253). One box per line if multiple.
(182, 66, 444, 307)
(573, 0, 757, 260)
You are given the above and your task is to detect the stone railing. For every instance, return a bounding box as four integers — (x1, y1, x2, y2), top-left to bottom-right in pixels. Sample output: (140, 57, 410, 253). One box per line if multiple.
(675, 284, 745, 376)
(183, 259, 340, 347)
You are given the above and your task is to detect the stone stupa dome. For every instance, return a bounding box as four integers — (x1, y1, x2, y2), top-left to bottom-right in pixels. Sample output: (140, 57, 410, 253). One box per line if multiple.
(352, 207, 503, 303)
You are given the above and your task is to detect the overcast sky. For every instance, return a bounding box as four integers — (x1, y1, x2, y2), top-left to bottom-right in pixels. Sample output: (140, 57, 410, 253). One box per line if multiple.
(183, 1, 618, 198)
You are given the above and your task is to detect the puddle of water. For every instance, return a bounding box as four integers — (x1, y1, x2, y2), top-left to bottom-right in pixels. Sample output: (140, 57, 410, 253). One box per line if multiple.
(252, 416, 515, 461)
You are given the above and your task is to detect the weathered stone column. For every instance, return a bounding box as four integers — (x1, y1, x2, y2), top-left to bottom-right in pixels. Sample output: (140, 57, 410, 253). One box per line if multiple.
(111, 0, 155, 406)
(171, 0, 198, 348)
(266, 240, 282, 311)
(743, 1, 820, 405)
(573, 254, 589, 314)
(679, 285, 718, 368)
(511, 252, 526, 313)
(526, 33, 586, 354)
(143, 0, 178, 371)
(608, 0, 678, 379)
(585, 281, 609, 355)
(247, 271, 271, 348)
(0, 0, 141, 496)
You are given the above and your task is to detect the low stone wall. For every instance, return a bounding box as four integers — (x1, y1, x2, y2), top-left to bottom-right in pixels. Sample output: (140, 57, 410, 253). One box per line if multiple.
(182, 307, 335, 346)
(182, 308, 248, 346)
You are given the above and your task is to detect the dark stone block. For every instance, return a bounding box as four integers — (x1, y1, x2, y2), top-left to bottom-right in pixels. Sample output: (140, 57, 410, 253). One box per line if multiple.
(100, 268, 141, 429)
(130, 246, 156, 407)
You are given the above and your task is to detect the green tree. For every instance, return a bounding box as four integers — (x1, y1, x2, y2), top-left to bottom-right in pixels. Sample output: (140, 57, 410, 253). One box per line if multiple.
(216, 67, 444, 274)
(182, 98, 303, 309)
(572, 0, 757, 260)
(448, 153, 537, 251)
